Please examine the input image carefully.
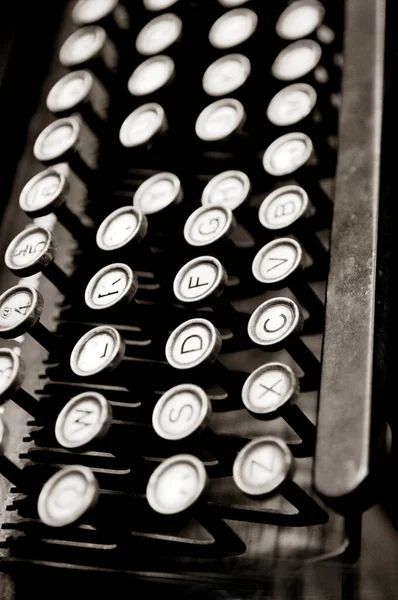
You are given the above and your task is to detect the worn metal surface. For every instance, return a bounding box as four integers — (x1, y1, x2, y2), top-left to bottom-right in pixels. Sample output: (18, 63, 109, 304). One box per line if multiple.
(314, 0, 386, 508)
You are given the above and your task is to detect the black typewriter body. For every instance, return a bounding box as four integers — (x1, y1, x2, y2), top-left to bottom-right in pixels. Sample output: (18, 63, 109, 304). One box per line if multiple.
(0, 1, 396, 598)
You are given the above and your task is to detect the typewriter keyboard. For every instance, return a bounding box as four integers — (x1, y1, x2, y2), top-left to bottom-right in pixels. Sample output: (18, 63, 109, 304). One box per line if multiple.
(0, 0, 387, 596)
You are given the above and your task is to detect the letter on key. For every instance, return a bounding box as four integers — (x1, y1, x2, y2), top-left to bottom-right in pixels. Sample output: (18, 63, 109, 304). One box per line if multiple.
(38, 465, 100, 527)
(252, 238, 304, 285)
(166, 318, 222, 369)
(184, 206, 235, 247)
(174, 256, 227, 304)
(55, 391, 113, 449)
(233, 437, 293, 496)
(146, 454, 207, 514)
(201, 170, 251, 211)
(258, 185, 312, 230)
(152, 384, 211, 441)
(85, 263, 138, 310)
(96, 206, 148, 251)
(70, 326, 125, 377)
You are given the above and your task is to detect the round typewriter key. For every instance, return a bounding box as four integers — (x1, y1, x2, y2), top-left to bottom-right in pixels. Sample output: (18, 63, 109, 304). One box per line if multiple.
(184, 206, 235, 248)
(5, 225, 70, 295)
(252, 238, 323, 319)
(38, 465, 100, 527)
(218, 0, 250, 6)
(136, 13, 182, 56)
(33, 117, 96, 190)
(267, 83, 317, 127)
(153, 384, 211, 441)
(70, 325, 125, 377)
(248, 297, 302, 347)
(209, 9, 258, 50)
(241, 363, 316, 451)
(202, 54, 251, 97)
(276, 1, 325, 41)
(0, 348, 42, 419)
(46, 70, 106, 139)
(34, 118, 79, 164)
(96, 206, 148, 250)
(233, 436, 293, 496)
(120, 103, 167, 148)
(55, 391, 113, 449)
(201, 170, 251, 211)
(0, 417, 32, 490)
(248, 297, 320, 378)
(128, 55, 175, 97)
(146, 454, 207, 514)
(166, 318, 222, 370)
(85, 263, 138, 310)
(19, 168, 91, 245)
(0, 285, 56, 353)
(60, 26, 107, 67)
(144, 0, 180, 10)
(133, 172, 182, 215)
(271, 40, 322, 82)
(258, 186, 310, 230)
(242, 363, 299, 416)
(263, 132, 313, 177)
(195, 98, 245, 142)
(47, 70, 93, 114)
(252, 238, 304, 285)
(72, 0, 119, 24)
(174, 256, 227, 304)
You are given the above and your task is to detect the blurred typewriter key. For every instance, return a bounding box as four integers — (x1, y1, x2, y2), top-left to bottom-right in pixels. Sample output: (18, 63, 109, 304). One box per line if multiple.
(202, 54, 251, 98)
(201, 170, 251, 212)
(143, 0, 180, 11)
(46, 71, 107, 139)
(119, 103, 167, 149)
(247, 297, 320, 379)
(19, 167, 92, 245)
(258, 185, 329, 266)
(217, 0, 250, 6)
(37, 464, 100, 527)
(146, 454, 207, 515)
(146, 454, 246, 553)
(208, 9, 258, 50)
(135, 13, 182, 56)
(55, 391, 113, 450)
(33, 116, 97, 191)
(127, 55, 175, 97)
(195, 98, 246, 143)
(84, 263, 139, 310)
(133, 171, 182, 219)
(252, 238, 324, 321)
(262, 132, 332, 210)
(72, 0, 130, 50)
(5, 225, 70, 297)
(0, 417, 32, 490)
(59, 26, 119, 94)
(275, 1, 325, 41)
(267, 83, 317, 128)
(0, 348, 43, 420)
(0, 285, 57, 353)
(233, 436, 323, 517)
(271, 39, 322, 83)
(241, 363, 316, 454)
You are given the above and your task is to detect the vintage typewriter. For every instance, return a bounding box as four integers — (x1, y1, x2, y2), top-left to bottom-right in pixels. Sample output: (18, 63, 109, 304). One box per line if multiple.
(0, 0, 396, 598)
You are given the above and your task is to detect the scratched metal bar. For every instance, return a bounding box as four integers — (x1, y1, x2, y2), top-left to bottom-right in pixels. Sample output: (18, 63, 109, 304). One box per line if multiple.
(314, 0, 387, 510)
